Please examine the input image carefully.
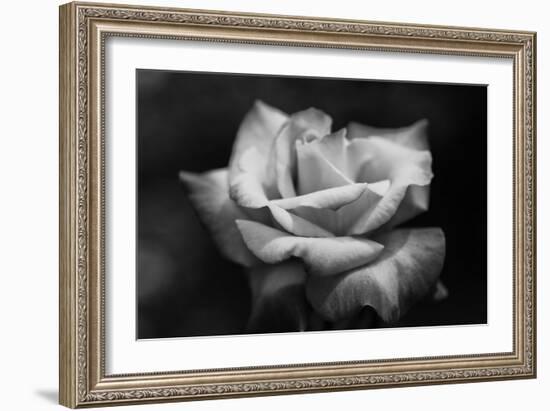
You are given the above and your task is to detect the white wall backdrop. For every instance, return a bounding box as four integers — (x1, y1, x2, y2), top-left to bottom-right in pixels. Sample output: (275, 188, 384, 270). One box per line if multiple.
(0, 0, 546, 410)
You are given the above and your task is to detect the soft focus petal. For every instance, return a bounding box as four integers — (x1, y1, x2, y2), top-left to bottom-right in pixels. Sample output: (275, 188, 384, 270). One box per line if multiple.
(267, 205, 334, 238)
(347, 137, 433, 231)
(338, 181, 388, 235)
(347, 183, 409, 234)
(296, 130, 353, 196)
(352, 137, 433, 184)
(228, 100, 288, 181)
(314, 128, 349, 171)
(247, 260, 309, 333)
(271, 183, 366, 210)
(228, 101, 288, 206)
(179, 169, 259, 267)
(353, 182, 430, 234)
(236, 220, 384, 276)
(267, 108, 332, 198)
(229, 147, 271, 208)
(430, 280, 449, 302)
(290, 206, 340, 236)
(306, 227, 445, 322)
(347, 119, 429, 150)
(387, 184, 430, 228)
(297, 128, 372, 182)
(290, 182, 387, 236)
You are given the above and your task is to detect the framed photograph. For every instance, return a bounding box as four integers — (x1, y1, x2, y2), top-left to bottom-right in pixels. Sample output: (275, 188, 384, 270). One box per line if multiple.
(59, 2, 536, 408)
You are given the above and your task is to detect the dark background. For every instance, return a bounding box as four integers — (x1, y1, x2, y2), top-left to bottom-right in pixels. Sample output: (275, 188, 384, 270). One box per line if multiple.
(136, 69, 487, 339)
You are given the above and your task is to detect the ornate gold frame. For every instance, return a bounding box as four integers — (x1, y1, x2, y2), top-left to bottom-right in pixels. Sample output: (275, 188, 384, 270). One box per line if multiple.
(59, 1, 536, 408)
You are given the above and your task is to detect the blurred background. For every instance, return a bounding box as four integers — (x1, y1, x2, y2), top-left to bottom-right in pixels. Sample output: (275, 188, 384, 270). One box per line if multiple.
(136, 69, 487, 339)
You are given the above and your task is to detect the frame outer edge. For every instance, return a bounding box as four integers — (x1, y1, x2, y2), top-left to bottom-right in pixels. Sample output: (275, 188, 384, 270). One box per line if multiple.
(58, 1, 536, 407)
(530, 31, 537, 378)
(59, 2, 78, 409)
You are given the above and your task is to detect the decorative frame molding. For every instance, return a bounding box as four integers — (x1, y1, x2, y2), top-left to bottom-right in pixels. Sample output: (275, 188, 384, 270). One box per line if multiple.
(59, 2, 536, 408)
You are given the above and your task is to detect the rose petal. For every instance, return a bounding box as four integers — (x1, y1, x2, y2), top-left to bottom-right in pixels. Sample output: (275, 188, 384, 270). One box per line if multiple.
(314, 128, 349, 171)
(271, 183, 366, 210)
(247, 260, 309, 333)
(267, 204, 334, 238)
(229, 100, 288, 181)
(296, 130, 353, 196)
(267, 108, 332, 198)
(228, 101, 288, 206)
(294, 128, 369, 182)
(348, 184, 409, 234)
(306, 227, 445, 323)
(430, 280, 449, 302)
(307, 128, 376, 182)
(346, 137, 433, 231)
(352, 137, 433, 184)
(236, 220, 384, 276)
(179, 169, 259, 267)
(347, 119, 429, 150)
(290, 206, 340, 236)
(387, 184, 430, 228)
(338, 181, 388, 235)
(290, 182, 386, 236)
(230, 100, 288, 161)
(229, 147, 271, 208)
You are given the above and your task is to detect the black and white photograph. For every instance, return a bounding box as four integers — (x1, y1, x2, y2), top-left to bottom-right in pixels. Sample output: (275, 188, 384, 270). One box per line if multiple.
(136, 70, 487, 339)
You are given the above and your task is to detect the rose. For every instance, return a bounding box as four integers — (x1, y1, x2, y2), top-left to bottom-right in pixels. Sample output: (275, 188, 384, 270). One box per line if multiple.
(180, 101, 446, 331)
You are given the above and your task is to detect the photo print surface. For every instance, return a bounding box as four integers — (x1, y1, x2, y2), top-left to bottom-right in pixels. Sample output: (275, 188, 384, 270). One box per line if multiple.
(136, 69, 487, 339)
